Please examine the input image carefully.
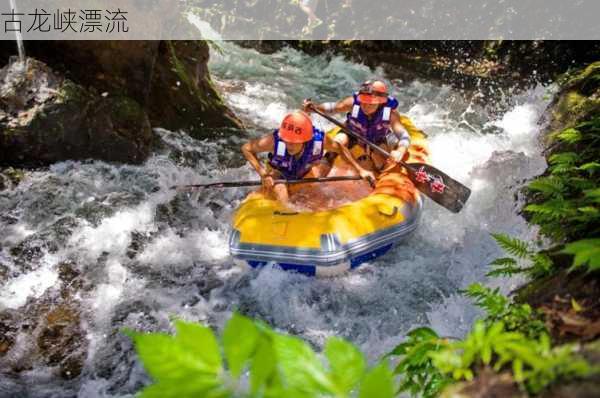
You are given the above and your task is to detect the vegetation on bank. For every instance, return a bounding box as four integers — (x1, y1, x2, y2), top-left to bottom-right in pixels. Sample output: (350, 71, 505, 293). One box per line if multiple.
(127, 63, 600, 397)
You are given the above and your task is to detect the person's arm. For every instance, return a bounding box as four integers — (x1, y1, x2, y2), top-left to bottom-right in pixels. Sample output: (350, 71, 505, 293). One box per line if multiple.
(388, 110, 411, 163)
(303, 96, 353, 114)
(242, 134, 276, 187)
(324, 135, 376, 185)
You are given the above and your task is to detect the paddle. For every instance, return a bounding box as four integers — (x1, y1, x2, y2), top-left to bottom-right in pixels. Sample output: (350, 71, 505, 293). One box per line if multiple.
(309, 106, 472, 213)
(170, 175, 363, 191)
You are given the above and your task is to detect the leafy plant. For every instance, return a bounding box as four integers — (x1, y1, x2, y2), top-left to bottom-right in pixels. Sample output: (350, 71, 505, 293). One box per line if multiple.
(525, 117, 600, 242)
(561, 238, 600, 272)
(486, 233, 554, 279)
(431, 321, 592, 394)
(386, 327, 452, 398)
(126, 313, 396, 398)
(462, 283, 547, 339)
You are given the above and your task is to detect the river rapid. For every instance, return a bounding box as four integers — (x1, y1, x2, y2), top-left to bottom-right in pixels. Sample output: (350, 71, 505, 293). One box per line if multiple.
(0, 42, 551, 397)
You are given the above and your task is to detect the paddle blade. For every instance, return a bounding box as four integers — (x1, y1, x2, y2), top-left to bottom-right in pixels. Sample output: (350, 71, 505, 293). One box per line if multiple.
(404, 162, 471, 213)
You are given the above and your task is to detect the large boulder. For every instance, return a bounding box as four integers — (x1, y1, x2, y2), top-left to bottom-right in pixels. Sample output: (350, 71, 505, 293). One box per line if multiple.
(0, 40, 242, 136)
(0, 58, 154, 166)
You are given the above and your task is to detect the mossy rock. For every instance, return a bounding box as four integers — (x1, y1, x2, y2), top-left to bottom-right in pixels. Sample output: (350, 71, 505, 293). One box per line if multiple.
(1, 58, 155, 166)
(547, 61, 600, 135)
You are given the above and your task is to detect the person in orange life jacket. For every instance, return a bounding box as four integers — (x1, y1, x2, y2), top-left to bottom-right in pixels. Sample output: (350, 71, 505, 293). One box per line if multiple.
(303, 80, 411, 172)
(241, 111, 375, 205)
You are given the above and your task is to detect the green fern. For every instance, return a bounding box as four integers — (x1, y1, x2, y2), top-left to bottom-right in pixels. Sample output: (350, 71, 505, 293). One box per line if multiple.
(525, 200, 576, 220)
(554, 127, 582, 144)
(584, 188, 600, 203)
(548, 152, 579, 166)
(431, 321, 592, 394)
(486, 257, 524, 278)
(462, 284, 508, 318)
(530, 253, 554, 279)
(528, 177, 565, 196)
(579, 162, 600, 174)
(387, 328, 451, 398)
(491, 234, 532, 259)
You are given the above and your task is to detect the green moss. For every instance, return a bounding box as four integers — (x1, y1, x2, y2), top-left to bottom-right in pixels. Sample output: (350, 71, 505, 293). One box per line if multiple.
(110, 96, 144, 123)
(56, 80, 90, 104)
(564, 61, 600, 88)
(2, 167, 25, 186)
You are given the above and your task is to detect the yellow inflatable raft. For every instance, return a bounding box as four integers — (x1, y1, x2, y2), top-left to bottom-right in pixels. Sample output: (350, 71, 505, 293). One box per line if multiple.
(229, 117, 429, 276)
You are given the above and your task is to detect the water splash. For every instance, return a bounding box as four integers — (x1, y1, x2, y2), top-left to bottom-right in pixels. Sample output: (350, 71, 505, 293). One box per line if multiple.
(8, 0, 25, 63)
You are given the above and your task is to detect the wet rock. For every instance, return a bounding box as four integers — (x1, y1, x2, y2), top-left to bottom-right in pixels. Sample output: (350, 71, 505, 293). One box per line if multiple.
(126, 231, 156, 260)
(0, 167, 25, 190)
(1, 40, 243, 141)
(0, 284, 88, 380)
(9, 241, 44, 273)
(74, 191, 144, 227)
(37, 304, 86, 379)
(542, 61, 600, 135)
(9, 216, 79, 273)
(57, 261, 86, 299)
(195, 269, 225, 300)
(0, 262, 9, 283)
(0, 313, 16, 358)
(0, 58, 154, 167)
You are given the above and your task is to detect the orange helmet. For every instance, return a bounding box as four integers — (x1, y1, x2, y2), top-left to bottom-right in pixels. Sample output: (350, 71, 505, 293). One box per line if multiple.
(278, 111, 314, 143)
(358, 80, 389, 104)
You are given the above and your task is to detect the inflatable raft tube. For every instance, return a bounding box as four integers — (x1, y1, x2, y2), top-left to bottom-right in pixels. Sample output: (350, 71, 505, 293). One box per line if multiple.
(229, 117, 429, 277)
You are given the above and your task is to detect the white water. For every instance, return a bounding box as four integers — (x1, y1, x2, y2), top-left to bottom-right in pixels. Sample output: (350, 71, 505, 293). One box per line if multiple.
(0, 43, 551, 397)
(8, 0, 25, 62)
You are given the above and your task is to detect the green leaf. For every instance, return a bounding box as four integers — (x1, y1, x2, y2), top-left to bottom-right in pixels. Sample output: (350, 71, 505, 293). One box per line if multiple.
(223, 313, 260, 378)
(359, 362, 395, 398)
(489, 257, 518, 267)
(486, 257, 525, 277)
(174, 320, 222, 373)
(528, 177, 565, 195)
(578, 162, 600, 173)
(491, 233, 531, 258)
(555, 127, 582, 144)
(325, 337, 366, 395)
(250, 337, 277, 395)
(530, 253, 554, 278)
(577, 206, 599, 215)
(407, 327, 440, 341)
(561, 239, 600, 272)
(548, 152, 578, 166)
(139, 378, 229, 398)
(129, 332, 198, 381)
(584, 188, 600, 203)
(272, 334, 334, 394)
(512, 358, 524, 382)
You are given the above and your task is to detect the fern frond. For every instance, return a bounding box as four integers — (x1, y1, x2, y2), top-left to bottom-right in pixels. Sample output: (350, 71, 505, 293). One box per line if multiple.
(584, 188, 600, 204)
(490, 257, 519, 267)
(555, 128, 582, 144)
(578, 162, 600, 174)
(530, 254, 554, 278)
(528, 177, 564, 196)
(462, 283, 508, 317)
(487, 257, 524, 277)
(548, 152, 579, 166)
(491, 233, 532, 259)
(550, 164, 576, 175)
(568, 177, 596, 191)
(524, 200, 576, 220)
(487, 266, 526, 278)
